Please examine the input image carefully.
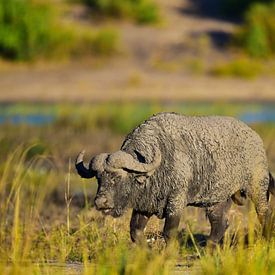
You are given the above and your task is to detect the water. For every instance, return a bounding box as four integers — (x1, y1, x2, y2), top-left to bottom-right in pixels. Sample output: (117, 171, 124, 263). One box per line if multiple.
(0, 114, 55, 125)
(239, 107, 275, 123)
(0, 103, 274, 125)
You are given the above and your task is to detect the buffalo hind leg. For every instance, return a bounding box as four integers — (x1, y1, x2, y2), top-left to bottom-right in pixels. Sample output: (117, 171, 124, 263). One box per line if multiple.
(163, 215, 181, 243)
(249, 183, 272, 239)
(231, 190, 246, 206)
(130, 209, 150, 244)
(206, 199, 232, 247)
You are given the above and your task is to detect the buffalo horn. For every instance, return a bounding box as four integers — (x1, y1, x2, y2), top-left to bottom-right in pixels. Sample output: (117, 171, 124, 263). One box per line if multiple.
(106, 149, 161, 173)
(75, 150, 96, 178)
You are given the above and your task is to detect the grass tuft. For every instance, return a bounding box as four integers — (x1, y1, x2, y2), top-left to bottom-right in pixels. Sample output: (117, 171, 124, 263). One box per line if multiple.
(84, 0, 160, 24)
(211, 58, 263, 78)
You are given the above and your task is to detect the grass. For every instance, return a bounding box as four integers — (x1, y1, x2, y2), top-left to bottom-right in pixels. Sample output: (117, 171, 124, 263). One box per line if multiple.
(211, 58, 263, 78)
(199, 239, 275, 274)
(89, 28, 119, 56)
(0, 145, 274, 274)
(0, 145, 176, 273)
(0, 102, 263, 135)
(83, 0, 160, 24)
(0, 103, 274, 274)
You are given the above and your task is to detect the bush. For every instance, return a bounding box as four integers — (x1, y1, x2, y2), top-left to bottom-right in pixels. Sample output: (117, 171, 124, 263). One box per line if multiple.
(221, 0, 272, 17)
(132, 0, 159, 24)
(0, 0, 120, 61)
(211, 58, 263, 78)
(0, 0, 60, 60)
(68, 27, 119, 58)
(84, 0, 159, 24)
(91, 28, 119, 56)
(234, 2, 275, 57)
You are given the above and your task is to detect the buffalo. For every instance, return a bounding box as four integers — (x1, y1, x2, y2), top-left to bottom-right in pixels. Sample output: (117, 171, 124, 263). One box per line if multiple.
(76, 113, 274, 244)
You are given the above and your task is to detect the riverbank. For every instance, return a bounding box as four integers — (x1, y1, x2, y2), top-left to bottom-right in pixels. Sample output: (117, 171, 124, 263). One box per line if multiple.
(1, 61, 275, 103)
(1, 0, 275, 104)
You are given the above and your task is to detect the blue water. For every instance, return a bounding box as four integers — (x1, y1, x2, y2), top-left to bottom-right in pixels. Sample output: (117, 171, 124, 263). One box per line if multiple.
(239, 108, 275, 123)
(0, 104, 274, 125)
(0, 114, 55, 125)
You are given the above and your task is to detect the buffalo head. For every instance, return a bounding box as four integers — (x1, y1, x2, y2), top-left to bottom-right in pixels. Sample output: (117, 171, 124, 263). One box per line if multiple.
(75, 149, 161, 217)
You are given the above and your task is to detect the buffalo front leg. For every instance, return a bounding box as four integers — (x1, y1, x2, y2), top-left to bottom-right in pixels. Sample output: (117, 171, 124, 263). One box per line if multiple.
(206, 199, 232, 246)
(163, 215, 181, 243)
(130, 209, 150, 244)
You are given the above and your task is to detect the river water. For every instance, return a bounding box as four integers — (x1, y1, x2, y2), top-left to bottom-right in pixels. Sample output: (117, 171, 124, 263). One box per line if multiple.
(0, 103, 274, 125)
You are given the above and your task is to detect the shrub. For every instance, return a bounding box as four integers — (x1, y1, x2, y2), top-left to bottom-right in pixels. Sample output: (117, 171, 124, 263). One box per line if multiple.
(91, 28, 119, 56)
(0, 0, 61, 60)
(221, 0, 272, 17)
(211, 58, 263, 78)
(234, 2, 275, 57)
(0, 0, 119, 61)
(84, 0, 159, 24)
(67, 27, 119, 58)
(132, 0, 159, 24)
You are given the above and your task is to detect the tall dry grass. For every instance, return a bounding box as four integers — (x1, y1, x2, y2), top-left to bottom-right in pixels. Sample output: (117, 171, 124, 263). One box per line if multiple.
(0, 103, 274, 274)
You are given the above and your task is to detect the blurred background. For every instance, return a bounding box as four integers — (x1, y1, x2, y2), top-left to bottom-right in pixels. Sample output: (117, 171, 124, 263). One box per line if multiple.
(0, 0, 275, 166)
(0, 0, 275, 269)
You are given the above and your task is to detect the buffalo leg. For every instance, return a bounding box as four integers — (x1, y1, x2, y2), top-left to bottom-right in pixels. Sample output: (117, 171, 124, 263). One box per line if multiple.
(249, 180, 272, 239)
(130, 209, 150, 244)
(231, 190, 246, 206)
(206, 199, 232, 246)
(163, 215, 181, 243)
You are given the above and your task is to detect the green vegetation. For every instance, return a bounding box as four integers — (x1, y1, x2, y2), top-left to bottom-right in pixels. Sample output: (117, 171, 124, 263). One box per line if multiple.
(234, 2, 275, 58)
(0, 0, 59, 60)
(221, 1, 275, 60)
(221, 0, 273, 17)
(84, 0, 159, 24)
(0, 144, 274, 274)
(89, 28, 119, 56)
(0, 145, 174, 273)
(211, 58, 263, 78)
(0, 0, 119, 60)
(200, 239, 275, 274)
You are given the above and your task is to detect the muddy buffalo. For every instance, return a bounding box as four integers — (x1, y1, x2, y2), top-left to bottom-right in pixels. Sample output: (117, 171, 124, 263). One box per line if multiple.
(76, 113, 275, 244)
